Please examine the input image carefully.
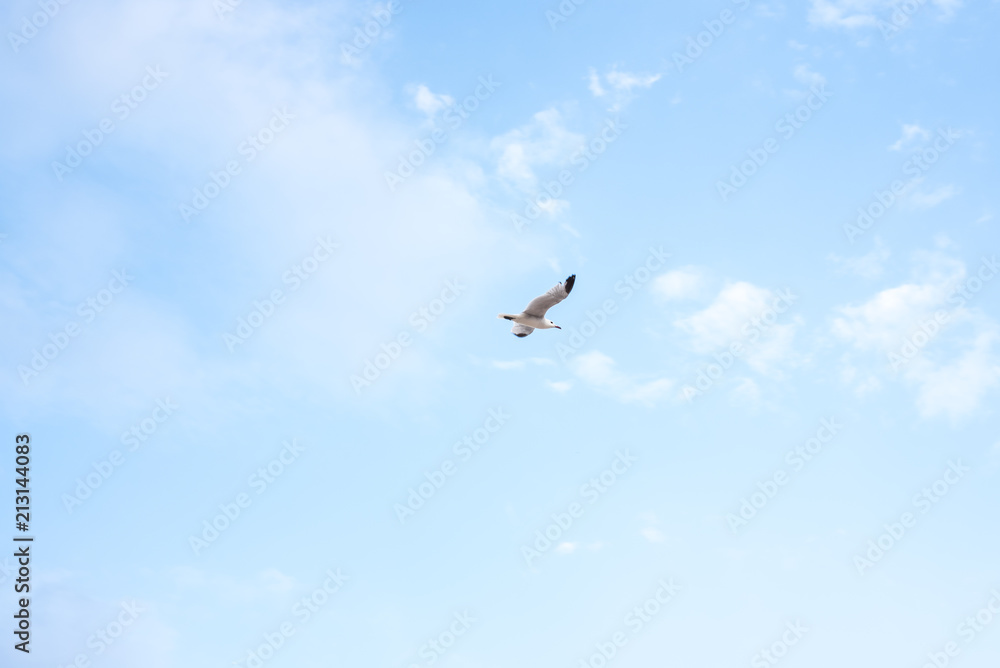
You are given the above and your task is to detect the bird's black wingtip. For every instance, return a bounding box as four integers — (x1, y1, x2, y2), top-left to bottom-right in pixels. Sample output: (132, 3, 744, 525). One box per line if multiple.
(564, 274, 576, 294)
(514, 332, 528, 338)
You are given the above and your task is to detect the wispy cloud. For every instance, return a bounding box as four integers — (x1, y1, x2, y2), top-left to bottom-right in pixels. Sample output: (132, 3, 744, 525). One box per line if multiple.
(793, 64, 827, 87)
(545, 380, 573, 393)
(569, 351, 674, 405)
(492, 358, 554, 371)
(829, 237, 890, 278)
(908, 184, 958, 209)
(908, 327, 1000, 419)
(491, 108, 585, 194)
(587, 65, 661, 111)
(831, 251, 1000, 417)
(652, 267, 707, 301)
(807, 0, 880, 29)
(809, 0, 963, 31)
(410, 84, 454, 117)
(889, 123, 930, 151)
(641, 527, 666, 543)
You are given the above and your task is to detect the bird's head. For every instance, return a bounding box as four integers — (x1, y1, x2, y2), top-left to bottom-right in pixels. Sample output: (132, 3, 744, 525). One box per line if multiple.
(549, 319, 561, 329)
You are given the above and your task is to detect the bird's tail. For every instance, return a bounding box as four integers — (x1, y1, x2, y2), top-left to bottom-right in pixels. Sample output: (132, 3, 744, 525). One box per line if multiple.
(498, 314, 516, 321)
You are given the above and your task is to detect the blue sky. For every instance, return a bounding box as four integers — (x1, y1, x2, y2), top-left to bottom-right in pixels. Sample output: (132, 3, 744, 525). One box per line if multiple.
(2, 0, 999, 666)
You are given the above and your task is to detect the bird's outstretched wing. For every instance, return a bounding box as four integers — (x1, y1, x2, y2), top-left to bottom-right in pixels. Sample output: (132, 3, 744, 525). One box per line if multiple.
(522, 274, 576, 317)
(511, 324, 534, 338)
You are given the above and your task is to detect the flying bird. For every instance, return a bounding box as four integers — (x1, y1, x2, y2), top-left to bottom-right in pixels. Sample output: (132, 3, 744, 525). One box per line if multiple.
(498, 274, 576, 337)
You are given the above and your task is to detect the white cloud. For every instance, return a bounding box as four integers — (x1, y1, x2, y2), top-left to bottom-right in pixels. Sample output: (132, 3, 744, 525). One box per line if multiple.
(639, 513, 666, 543)
(675, 282, 776, 353)
(546, 380, 573, 393)
(492, 358, 555, 371)
(793, 64, 826, 88)
(746, 321, 802, 378)
(889, 123, 930, 151)
(731, 377, 762, 407)
(587, 66, 661, 111)
(674, 282, 802, 379)
(831, 252, 1000, 418)
(652, 266, 707, 301)
(571, 350, 615, 385)
(840, 358, 881, 396)
(932, 0, 962, 19)
(491, 109, 585, 194)
(833, 283, 946, 351)
(641, 527, 666, 543)
(908, 184, 958, 209)
(829, 237, 890, 278)
(537, 197, 571, 217)
(257, 568, 296, 594)
(569, 351, 673, 406)
(553, 541, 604, 556)
(556, 541, 578, 554)
(855, 373, 882, 396)
(604, 68, 662, 92)
(624, 378, 676, 404)
(934, 234, 957, 250)
(410, 84, 454, 117)
(587, 68, 606, 97)
(832, 252, 964, 351)
(987, 441, 1000, 474)
(807, 0, 880, 29)
(809, 0, 962, 31)
(908, 327, 1000, 419)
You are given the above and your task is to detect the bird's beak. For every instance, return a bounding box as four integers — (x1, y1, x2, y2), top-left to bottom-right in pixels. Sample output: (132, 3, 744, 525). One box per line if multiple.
(555, 325, 561, 329)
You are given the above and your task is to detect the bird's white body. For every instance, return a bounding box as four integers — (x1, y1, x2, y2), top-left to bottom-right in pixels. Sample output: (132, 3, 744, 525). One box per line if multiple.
(499, 314, 557, 329)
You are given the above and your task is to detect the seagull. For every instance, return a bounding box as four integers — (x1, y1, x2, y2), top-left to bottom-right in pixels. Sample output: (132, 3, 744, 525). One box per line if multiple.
(498, 275, 576, 337)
